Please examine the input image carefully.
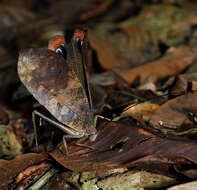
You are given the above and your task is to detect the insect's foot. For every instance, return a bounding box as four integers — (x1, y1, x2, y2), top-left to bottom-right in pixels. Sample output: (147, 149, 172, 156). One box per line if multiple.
(75, 143, 96, 150)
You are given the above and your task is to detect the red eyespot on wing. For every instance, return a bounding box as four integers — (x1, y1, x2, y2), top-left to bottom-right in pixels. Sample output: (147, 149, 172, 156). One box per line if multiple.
(48, 35, 65, 51)
(73, 29, 84, 41)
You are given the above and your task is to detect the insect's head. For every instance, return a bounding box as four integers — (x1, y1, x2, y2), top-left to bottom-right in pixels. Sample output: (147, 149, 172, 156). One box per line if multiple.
(48, 35, 66, 59)
(73, 29, 85, 53)
(48, 29, 87, 59)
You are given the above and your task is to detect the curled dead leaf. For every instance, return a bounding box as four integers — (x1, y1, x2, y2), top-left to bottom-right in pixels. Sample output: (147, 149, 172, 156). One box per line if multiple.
(16, 162, 49, 183)
(122, 102, 160, 121)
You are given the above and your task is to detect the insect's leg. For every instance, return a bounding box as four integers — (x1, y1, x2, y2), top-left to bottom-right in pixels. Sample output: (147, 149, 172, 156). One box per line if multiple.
(63, 134, 85, 156)
(90, 115, 111, 142)
(74, 142, 96, 151)
(33, 110, 56, 150)
(32, 111, 39, 150)
(32, 110, 81, 152)
(62, 135, 69, 156)
(32, 110, 79, 135)
(94, 115, 111, 128)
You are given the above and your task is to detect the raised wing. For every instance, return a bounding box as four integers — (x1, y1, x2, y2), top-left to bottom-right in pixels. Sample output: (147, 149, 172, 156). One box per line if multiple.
(17, 48, 94, 134)
(65, 29, 93, 115)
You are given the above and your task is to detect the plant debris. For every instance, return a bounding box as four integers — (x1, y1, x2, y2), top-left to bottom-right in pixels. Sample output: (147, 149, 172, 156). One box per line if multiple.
(1, 1, 197, 189)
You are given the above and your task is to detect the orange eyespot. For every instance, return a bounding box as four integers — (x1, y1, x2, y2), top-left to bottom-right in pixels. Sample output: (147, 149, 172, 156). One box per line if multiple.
(48, 35, 65, 51)
(73, 29, 85, 41)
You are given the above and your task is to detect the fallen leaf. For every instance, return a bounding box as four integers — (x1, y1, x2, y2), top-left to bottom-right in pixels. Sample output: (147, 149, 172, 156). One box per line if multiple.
(118, 47, 196, 84)
(88, 29, 127, 69)
(150, 92, 197, 129)
(88, 24, 160, 69)
(169, 75, 188, 96)
(0, 153, 46, 189)
(98, 170, 177, 190)
(137, 76, 157, 91)
(122, 102, 160, 121)
(167, 181, 197, 190)
(121, 25, 160, 64)
(50, 121, 197, 175)
(16, 162, 49, 183)
(16, 162, 52, 189)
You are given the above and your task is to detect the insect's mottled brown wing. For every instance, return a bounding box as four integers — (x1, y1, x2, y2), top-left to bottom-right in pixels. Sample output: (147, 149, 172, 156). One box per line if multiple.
(17, 48, 93, 134)
(66, 42, 93, 113)
(65, 29, 93, 115)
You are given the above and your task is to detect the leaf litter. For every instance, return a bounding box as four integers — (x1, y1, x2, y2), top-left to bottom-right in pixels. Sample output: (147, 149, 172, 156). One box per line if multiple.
(1, 1, 197, 189)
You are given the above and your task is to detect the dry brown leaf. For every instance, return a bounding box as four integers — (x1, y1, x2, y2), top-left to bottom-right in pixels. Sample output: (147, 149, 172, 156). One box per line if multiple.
(121, 25, 160, 64)
(177, 73, 197, 92)
(0, 153, 46, 188)
(137, 76, 157, 91)
(50, 121, 197, 174)
(150, 92, 197, 129)
(118, 47, 196, 84)
(88, 25, 160, 69)
(169, 75, 188, 96)
(168, 73, 197, 95)
(167, 181, 197, 190)
(88, 29, 127, 69)
(16, 162, 48, 183)
(122, 102, 160, 121)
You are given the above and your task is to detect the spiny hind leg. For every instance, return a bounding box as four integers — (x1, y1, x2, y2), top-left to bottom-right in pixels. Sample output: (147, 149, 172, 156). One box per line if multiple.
(63, 134, 97, 156)
(32, 110, 82, 152)
(32, 110, 66, 149)
(32, 110, 41, 150)
(91, 115, 111, 141)
(94, 115, 111, 127)
(62, 134, 83, 156)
